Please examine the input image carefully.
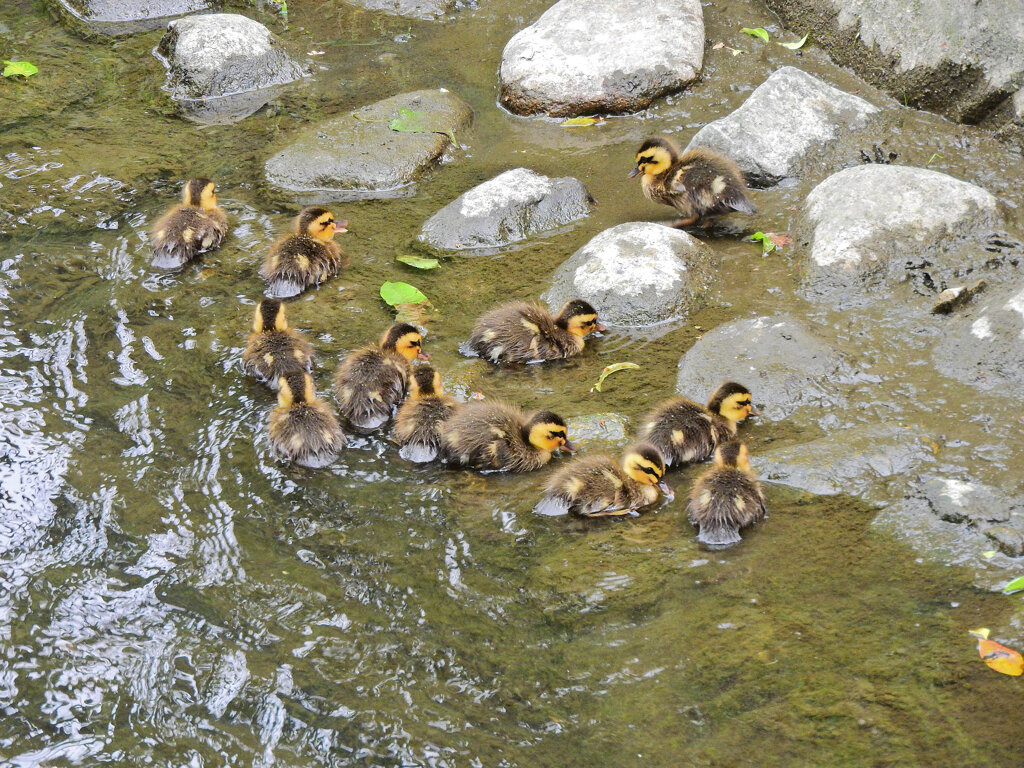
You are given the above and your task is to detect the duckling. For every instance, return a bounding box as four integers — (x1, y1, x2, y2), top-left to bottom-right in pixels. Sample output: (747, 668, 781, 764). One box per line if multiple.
(268, 370, 346, 468)
(466, 299, 607, 365)
(534, 442, 671, 517)
(241, 299, 314, 390)
(260, 206, 348, 298)
(333, 323, 429, 431)
(627, 137, 755, 228)
(638, 382, 757, 467)
(150, 177, 229, 270)
(393, 365, 458, 462)
(438, 401, 576, 473)
(688, 441, 766, 548)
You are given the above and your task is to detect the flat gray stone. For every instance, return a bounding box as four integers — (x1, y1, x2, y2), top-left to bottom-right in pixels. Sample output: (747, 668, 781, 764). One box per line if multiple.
(799, 164, 1002, 307)
(567, 413, 630, 448)
(52, 0, 208, 35)
(685, 66, 879, 188)
(265, 89, 472, 201)
(498, 0, 704, 117)
(344, 0, 456, 20)
(543, 222, 716, 332)
(418, 168, 592, 251)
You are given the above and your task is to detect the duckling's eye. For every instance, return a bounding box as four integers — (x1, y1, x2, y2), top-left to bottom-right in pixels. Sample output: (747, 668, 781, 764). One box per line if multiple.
(549, 430, 566, 440)
(640, 155, 654, 165)
(323, 218, 334, 227)
(639, 465, 659, 477)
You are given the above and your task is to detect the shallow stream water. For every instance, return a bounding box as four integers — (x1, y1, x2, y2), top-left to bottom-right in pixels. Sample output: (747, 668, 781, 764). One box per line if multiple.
(2, 0, 1024, 765)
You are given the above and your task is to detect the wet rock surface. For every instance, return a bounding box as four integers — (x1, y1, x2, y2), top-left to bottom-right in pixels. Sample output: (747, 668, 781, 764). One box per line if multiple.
(51, 0, 209, 35)
(498, 0, 704, 117)
(685, 66, 879, 188)
(798, 164, 1003, 308)
(418, 168, 592, 251)
(264, 89, 472, 201)
(543, 223, 715, 331)
(344, 0, 457, 19)
(567, 413, 630, 449)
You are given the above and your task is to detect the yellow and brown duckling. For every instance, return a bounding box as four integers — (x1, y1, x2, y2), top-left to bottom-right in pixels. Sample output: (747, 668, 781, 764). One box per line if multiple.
(688, 441, 766, 548)
(534, 442, 671, 518)
(638, 382, 757, 467)
(466, 299, 606, 365)
(241, 299, 314, 390)
(150, 177, 229, 270)
(261, 206, 348, 298)
(393, 365, 458, 463)
(628, 137, 756, 228)
(333, 323, 429, 431)
(268, 370, 346, 468)
(438, 401, 576, 473)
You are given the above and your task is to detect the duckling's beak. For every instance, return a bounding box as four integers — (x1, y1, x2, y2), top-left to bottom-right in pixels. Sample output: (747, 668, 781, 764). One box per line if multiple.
(335, 219, 349, 234)
(747, 404, 761, 418)
(561, 439, 578, 454)
(416, 350, 431, 361)
(626, 167, 642, 179)
(657, 480, 673, 497)
(594, 321, 608, 333)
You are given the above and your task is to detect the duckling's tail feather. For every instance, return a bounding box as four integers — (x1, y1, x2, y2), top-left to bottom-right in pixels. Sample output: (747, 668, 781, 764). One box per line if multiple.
(729, 196, 757, 215)
(399, 442, 437, 463)
(151, 244, 191, 270)
(696, 524, 741, 549)
(533, 495, 570, 517)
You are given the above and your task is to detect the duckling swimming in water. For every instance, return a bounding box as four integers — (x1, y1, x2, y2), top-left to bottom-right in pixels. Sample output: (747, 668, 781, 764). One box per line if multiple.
(333, 323, 429, 431)
(628, 137, 755, 228)
(150, 177, 228, 270)
(241, 299, 314, 390)
(438, 401, 576, 473)
(268, 370, 346, 468)
(534, 442, 671, 517)
(688, 441, 766, 548)
(393, 365, 458, 463)
(261, 206, 348, 298)
(638, 382, 756, 467)
(466, 299, 606, 365)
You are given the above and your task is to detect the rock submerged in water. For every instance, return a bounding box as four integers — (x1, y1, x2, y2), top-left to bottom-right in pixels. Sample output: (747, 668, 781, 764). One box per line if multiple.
(156, 13, 310, 124)
(542, 222, 715, 331)
(685, 66, 879, 188)
(499, 0, 704, 117)
(797, 164, 1002, 308)
(344, 0, 456, 20)
(51, 0, 209, 36)
(418, 168, 592, 251)
(265, 89, 472, 202)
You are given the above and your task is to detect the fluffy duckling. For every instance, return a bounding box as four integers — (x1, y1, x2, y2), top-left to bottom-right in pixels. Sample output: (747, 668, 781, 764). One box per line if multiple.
(466, 299, 606, 365)
(438, 401, 576, 473)
(333, 323, 429, 431)
(261, 206, 348, 298)
(241, 299, 314, 389)
(393, 365, 457, 463)
(628, 137, 755, 228)
(150, 177, 228, 269)
(638, 382, 757, 467)
(688, 441, 766, 548)
(268, 370, 346, 468)
(534, 442, 671, 517)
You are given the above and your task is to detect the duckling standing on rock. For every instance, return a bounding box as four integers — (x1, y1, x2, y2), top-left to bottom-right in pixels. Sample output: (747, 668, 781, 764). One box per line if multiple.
(261, 206, 348, 298)
(628, 137, 756, 228)
(466, 299, 606, 365)
(268, 370, 346, 468)
(333, 323, 429, 431)
(150, 177, 229, 270)
(534, 442, 671, 517)
(242, 299, 314, 390)
(393, 365, 457, 463)
(438, 401, 576, 473)
(638, 382, 757, 467)
(688, 441, 766, 548)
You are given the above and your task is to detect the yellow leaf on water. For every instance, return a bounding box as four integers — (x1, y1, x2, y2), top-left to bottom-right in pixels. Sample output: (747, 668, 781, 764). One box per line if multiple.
(968, 627, 991, 640)
(977, 638, 1024, 676)
(590, 362, 640, 392)
(561, 116, 603, 127)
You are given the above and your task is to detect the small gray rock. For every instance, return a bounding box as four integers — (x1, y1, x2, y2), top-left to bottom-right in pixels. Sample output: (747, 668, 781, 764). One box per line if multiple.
(418, 168, 592, 251)
(543, 222, 716, 331)
(344, 0, 456, 20)
(265, 89, 472, 201)
(52, 0, 209, 35)
(918, 475, 1017, 526)
(931, 278, 988, 314)
(567, 413, 631, 448)
(499, 0, 704, 117)
(685, 66, 879, 188)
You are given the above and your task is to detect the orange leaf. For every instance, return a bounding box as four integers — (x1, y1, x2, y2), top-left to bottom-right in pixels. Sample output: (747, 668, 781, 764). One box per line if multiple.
(976, 638, 1024, 676)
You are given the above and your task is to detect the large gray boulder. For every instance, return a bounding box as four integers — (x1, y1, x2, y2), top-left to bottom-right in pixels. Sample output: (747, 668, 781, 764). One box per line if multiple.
(50, 0, 208, 36)
(543, 223, 715, 331)
(798, 165, 1002, 308)
(344, 0, 455, 20)
(418, 168, 592, 251)
(265, 89, 472, 201)
(498, 0, 704, 117)
(675, 315, 874, 424)
(685, 67, 879, 188)
(156, 14, 310, 124)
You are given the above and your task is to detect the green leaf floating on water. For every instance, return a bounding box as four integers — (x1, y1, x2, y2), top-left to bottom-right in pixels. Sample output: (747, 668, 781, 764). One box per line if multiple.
(591, 362, 640, 393)
(750, 231, 776, 255)
(1002, 575, 1024, 594)
(3, 60, 39, 78)
(741, 27, 770, 43)
(380, 280, 427, 306)
(396, 255, 439, 269)
(780, 33, 808, 50)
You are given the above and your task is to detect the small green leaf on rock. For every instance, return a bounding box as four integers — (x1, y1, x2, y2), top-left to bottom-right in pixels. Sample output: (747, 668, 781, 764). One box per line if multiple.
(750, 231, 776, 256)
(561, 116, 602, 127)
(1002, 575, 1024, 594)
(3, 60, 39, 78)
(390, 107, 430, 133)
(591, 362, 640, 393)
(741, 27, 770, 43)
(780, 33, 808, 50)
(982, 550, 997, 559)
(396, 255, 439, 269)
(380, 280, 427, 306)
